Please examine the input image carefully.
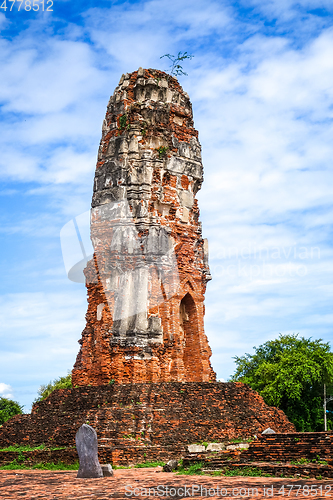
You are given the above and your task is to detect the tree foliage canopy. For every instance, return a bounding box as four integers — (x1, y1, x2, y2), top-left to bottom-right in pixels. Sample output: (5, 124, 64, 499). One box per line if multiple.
(230, 334, 333, 431)
(0, 397, 24, 425)
(34, 372, 72, 403)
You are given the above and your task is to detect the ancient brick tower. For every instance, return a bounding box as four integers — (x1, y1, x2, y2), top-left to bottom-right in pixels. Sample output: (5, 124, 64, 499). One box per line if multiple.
(0, 69, 296, 467)
(72, 68, 216, 386)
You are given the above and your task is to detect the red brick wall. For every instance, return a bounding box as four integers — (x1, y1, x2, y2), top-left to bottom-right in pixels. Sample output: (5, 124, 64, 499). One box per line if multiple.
(0, 383, 295, 463)
(240, 432, 333, 462)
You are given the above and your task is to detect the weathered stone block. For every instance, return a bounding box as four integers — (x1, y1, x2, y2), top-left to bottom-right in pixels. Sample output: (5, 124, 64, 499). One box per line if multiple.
(101, 464, 113, 477)
(188, 444, 206, 453)
(206, 443, 225, 451)
(163, 459, 178, 472)
(226, 444, 239, 451)
(226, 443, 249, 450)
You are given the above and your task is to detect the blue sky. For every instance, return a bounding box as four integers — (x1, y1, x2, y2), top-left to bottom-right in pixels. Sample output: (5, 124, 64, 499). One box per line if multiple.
(1, 0, 333, 411)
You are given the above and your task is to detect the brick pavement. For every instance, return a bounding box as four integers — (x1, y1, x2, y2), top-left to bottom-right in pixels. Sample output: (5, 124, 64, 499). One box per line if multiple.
(0, 467, 332, 499)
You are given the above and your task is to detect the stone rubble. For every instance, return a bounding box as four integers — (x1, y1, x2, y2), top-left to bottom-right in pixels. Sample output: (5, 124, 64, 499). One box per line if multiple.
(162, 459, 178, 472)
(101, 463, 113, 477)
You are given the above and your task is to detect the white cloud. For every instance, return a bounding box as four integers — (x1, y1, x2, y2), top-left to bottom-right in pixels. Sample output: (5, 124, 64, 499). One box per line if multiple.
(0, 13, 8, 29)
(0, 383, 13, 399)
(0, 38, 104, 115)
(82, 0, 233, 69)
(188, 29, 333, 232)
(0, 28, 110, 188)
(0, 292, 86, 343)
(0, 291, 86, 407)
(240, 0, 333, 23)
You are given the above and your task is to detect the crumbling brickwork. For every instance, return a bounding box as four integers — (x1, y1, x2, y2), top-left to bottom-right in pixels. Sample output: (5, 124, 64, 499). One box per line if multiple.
(0, 383, 295, 465)
(240, 432, 333, 462)
(72, 68, 215, 386)
(182, 432, 333, 478)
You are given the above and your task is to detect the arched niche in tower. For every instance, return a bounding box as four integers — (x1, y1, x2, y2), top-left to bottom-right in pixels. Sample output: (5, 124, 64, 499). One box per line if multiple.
(179, 293, 203, 381)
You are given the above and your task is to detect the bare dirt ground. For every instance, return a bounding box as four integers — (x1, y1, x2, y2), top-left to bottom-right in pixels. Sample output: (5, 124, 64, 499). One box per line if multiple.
(0, 467, 332, 499)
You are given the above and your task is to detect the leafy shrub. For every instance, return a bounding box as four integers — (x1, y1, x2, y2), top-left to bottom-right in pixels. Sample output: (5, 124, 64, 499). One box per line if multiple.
(160, 52, 194, 77)
(34, 372, 72, 403)
(0, 397, 24, 425)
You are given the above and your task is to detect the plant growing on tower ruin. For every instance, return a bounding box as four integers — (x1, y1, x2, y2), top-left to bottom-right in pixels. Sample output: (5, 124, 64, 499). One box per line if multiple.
(118, 114, 128, 130)
(141, 121, 147, 136)
(160, 51, 194, 77)
(156, 146, 168, 159)
(34, 371, 72, 403)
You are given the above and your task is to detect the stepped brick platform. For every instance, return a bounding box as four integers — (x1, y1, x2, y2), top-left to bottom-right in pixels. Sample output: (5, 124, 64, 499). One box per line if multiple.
(182, 432, 333, 479)
(202, 462, 333, 479)
(0, 383, 294, 466)
(240, 432, 333, 463)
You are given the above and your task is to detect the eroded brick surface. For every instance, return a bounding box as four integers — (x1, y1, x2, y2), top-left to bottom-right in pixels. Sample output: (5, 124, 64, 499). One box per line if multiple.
(182, 432, 333, 479)
(240, 432, 333, 463)
(0, 383, 295, 465)
(0, 468, 332, 499)
(71, 68, 215, 386)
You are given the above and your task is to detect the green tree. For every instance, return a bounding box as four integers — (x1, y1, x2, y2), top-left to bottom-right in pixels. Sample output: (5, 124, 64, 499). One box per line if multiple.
(35, 372, 72, 403)
(230, 334, 333, 431)
(0, 397, 24, 425)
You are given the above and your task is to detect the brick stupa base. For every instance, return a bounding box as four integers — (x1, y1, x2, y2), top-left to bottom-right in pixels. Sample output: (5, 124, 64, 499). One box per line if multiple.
(0, 382, 295, 465)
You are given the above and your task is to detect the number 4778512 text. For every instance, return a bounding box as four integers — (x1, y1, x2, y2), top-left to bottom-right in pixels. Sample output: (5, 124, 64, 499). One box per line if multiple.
(0, 0, 53, 11)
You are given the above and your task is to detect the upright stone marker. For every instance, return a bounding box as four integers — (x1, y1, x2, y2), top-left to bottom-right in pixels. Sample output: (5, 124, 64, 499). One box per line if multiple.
(76, 424, 103, 478)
